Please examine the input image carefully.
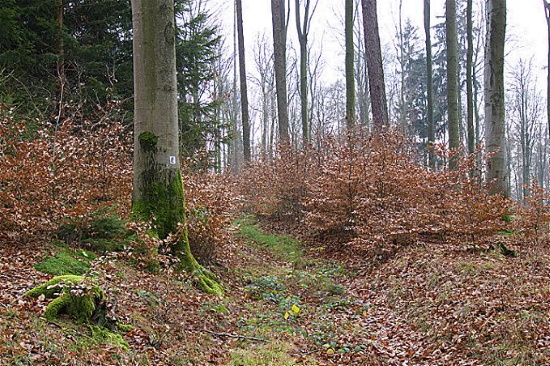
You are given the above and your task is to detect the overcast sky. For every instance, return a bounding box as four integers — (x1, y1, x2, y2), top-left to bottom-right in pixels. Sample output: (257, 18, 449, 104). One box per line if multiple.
(208, 0, 547, 88)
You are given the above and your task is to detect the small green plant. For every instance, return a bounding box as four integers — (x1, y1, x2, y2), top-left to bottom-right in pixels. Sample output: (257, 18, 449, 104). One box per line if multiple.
(59, 209, 133, 252)
(89, 325, 129, 351)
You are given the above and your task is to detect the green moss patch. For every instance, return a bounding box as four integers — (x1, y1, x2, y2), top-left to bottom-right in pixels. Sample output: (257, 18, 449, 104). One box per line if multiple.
(26, 275, 104, 323)
(35, 245, 96, 276)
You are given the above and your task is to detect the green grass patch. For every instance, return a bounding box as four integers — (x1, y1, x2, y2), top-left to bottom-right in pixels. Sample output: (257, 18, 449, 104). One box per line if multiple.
(237, 220, 303, 264)
(35, 245, 96, 275)
(229, 340, 299, 366)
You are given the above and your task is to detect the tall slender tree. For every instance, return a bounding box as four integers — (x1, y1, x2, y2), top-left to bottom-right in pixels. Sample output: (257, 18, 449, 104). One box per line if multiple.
(361, 0, 388, 128)
(466, 0, 475, 157)
(544, 0, 550, 140)
(131, 0, 222, 294)
(235, 0, 251, 162)
(446, 0, 460, 169)
(424, 0, 436, 170)
(295, 0, 317, 144)
(484, 0, 508, 196)
(345, 0, 355, 128)
(271, 0, 290, 142)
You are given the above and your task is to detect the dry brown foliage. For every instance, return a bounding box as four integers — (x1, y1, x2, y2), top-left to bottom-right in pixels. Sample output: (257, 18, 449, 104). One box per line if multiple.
(0, 116, 132, 242)
(237, 129, 547, 250)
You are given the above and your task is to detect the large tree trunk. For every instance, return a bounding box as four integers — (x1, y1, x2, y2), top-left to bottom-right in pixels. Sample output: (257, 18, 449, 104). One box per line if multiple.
(361, 0, 388, 128)
(345, 0, 355, 128)
(236, 0, 251, 162)
(271, 0, 290, 142)
(484, 0, 508, 196)
(424, 0, 436, 170)
(446, 0, 460, 169)
(131, 0, 222, 295)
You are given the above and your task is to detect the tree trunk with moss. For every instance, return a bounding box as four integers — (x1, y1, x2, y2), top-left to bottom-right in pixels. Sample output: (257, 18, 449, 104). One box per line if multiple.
(131, 0, 222, 295)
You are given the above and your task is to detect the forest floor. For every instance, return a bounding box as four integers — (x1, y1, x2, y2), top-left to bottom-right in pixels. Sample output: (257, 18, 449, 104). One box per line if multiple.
(0, 217, 548, 365)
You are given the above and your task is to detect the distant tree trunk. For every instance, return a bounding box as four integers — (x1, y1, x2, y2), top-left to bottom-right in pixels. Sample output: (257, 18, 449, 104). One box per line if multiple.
(230, 7, 240, 171)
(544, 0, 550, 140)
(295, 0, 316, 145)
(55, 0, 65, 122)
(131, 0, 222, 295)
(271, 0, 290, 142)
(361, 0, 388, 128)
(236, 0, 251, 162)
(424, 0, 435, 170)
(446, 0, 460, 169)
(345, 0, 355, 128)
(485, 0, 508, 196)
(466, 0, 475, 158)
(397, 0, 406, 132)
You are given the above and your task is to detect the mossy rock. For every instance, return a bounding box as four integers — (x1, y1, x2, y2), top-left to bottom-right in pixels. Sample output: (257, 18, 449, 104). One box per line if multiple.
(26, 275, 104, 323)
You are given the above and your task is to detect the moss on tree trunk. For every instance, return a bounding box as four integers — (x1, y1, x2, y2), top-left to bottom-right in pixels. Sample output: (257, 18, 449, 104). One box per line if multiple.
(132, 132, 222, 296)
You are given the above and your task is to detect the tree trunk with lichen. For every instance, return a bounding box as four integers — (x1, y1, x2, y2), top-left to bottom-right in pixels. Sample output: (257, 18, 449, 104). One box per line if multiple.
(131, 0, 222, 295)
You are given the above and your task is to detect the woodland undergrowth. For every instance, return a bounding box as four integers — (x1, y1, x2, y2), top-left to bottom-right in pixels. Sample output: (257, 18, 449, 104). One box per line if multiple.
(0, 114, 237, 265)
(238, 128, 549, 255)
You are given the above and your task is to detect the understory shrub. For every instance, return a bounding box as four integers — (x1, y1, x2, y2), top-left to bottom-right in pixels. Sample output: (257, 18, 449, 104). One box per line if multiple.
(0, 116, 132, 242)
(183, 163, 239, 263)
(0, 115, 236, 265)
(237, 129, 534, 250)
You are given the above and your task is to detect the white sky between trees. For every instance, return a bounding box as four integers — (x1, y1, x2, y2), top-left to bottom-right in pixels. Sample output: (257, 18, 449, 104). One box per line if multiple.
(208, 0, 547, 87)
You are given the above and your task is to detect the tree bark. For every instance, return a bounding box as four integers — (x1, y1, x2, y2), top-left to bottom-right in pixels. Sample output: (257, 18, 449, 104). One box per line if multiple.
(484, 0, 508, 196)
(446, 0, 460, 170)
(296, 0, 315, 145)
(131, 0, 222, 295)
(424, 0, 436, 170)
(361, 0, 388, 128)
(236, 0, 251, 162)
(345, 0, 355, 128)
(271, 0, 290, 142)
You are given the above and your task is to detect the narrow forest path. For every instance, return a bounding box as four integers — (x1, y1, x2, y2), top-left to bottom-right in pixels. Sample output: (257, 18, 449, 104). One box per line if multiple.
(223, 218, 549, 366)
(221, 217, 409, 365)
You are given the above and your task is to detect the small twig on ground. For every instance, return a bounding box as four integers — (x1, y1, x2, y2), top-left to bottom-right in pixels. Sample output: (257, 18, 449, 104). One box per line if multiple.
(201, 328, 267, 343)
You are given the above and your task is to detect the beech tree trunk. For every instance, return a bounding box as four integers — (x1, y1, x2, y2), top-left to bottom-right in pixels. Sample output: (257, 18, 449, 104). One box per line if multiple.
(345, 0, 355, 128)
(131, 0, 222, 295)
(484, 0, 508, 196)
(424, 0, 436, 170)
(361, 0, 388, 128)
(271, 0, 290, 142)
(446, 0, 460, 170)
(236, 0, 251, 162)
